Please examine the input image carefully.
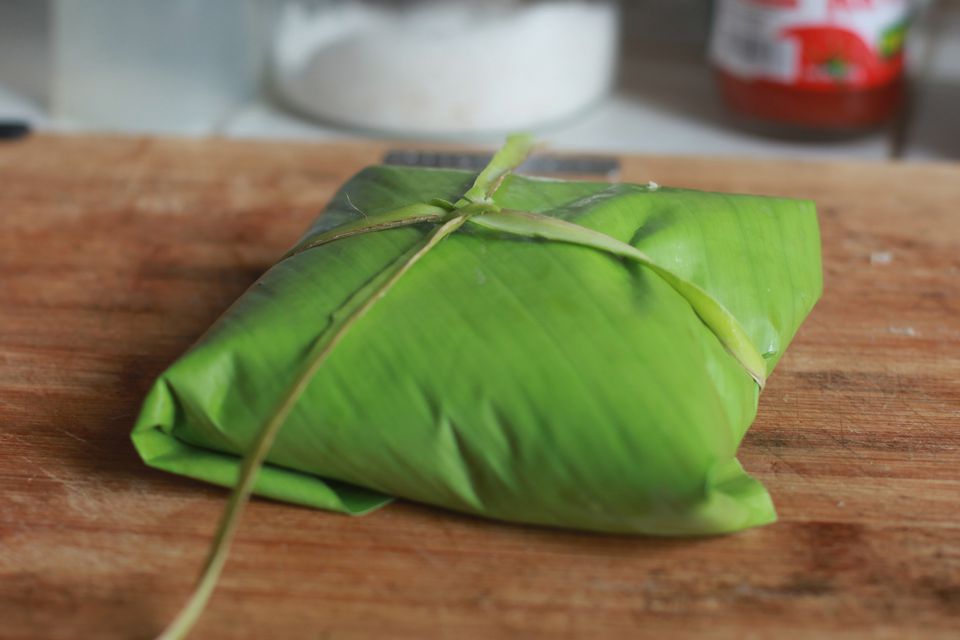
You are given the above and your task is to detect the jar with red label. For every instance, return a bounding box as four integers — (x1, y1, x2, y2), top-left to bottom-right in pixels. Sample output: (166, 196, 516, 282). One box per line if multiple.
(709, 0, 912, 131)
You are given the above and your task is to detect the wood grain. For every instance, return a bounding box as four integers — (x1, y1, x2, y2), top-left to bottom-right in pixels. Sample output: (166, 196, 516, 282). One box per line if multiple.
(1, 134, 958, 640)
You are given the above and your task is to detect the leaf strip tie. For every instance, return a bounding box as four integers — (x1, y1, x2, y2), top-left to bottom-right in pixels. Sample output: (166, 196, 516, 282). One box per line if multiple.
(155, 137, 534, 640)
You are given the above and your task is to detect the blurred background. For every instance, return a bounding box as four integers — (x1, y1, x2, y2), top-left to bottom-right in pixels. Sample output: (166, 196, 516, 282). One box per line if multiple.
(0, 0, 956, 160)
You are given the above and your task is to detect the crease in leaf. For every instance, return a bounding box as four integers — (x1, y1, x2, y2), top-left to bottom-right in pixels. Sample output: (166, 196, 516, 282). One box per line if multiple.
(468, 209, 768, 388)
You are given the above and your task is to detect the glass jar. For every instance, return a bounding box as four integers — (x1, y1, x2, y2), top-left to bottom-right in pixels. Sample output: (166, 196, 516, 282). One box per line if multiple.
(52, 0, 262, 133)
(709, 0, 911, 132)
(269, 0, 620, 136)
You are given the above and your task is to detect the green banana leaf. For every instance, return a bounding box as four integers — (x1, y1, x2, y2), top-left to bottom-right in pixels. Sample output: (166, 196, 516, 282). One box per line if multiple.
(133, 138, 822, 539)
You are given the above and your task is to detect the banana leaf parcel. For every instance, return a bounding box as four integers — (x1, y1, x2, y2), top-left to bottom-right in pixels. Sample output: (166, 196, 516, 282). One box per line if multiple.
(132, 136, 821, 539)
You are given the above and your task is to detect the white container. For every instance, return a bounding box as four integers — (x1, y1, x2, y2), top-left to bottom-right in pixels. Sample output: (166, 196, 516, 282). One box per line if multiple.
(270, 0, 620, 135)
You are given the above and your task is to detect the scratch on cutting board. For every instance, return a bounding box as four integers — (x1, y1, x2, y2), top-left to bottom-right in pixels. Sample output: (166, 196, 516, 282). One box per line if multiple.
(888, 326, 918, 337)
(58, 428, 89, 444)
(18, 455, 67, 485)
(761, 445, 840, 507)
(0, 432, 68, 485)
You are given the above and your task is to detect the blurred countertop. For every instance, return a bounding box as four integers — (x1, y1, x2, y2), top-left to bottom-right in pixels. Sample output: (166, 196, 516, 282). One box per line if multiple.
(200, 1, 960, 162)
(0, 0, 957, 162)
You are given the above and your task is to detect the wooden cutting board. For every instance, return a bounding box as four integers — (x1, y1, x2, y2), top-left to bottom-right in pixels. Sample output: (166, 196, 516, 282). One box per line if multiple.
(1, 134, 958, 640)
